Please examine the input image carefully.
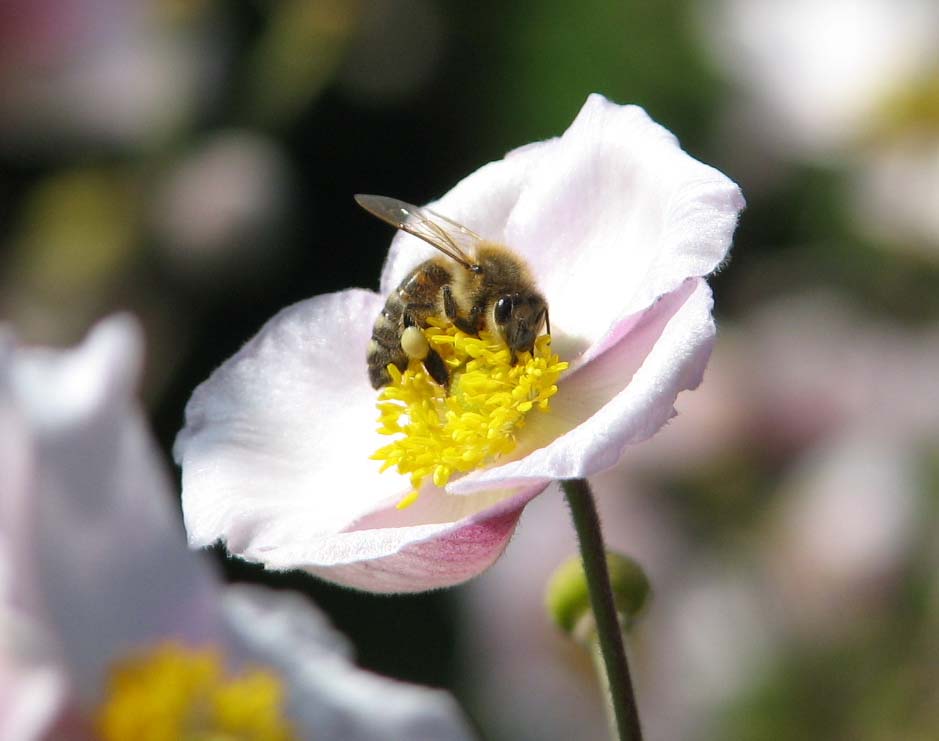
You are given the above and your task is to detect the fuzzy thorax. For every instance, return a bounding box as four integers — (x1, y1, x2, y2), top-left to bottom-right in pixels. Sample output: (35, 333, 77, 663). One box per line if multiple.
(372, 317, 568, 508)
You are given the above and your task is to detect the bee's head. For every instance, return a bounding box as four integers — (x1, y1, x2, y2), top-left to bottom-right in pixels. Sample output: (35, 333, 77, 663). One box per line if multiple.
(493, 292, 549, 355)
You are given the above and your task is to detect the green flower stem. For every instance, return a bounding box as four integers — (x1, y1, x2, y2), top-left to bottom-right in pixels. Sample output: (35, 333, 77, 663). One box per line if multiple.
(562, 478, 643, 741)
(588, 633, 618, 738)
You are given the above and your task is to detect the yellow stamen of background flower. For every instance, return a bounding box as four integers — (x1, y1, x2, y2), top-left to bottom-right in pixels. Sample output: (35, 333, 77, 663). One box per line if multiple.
(372, 318, 568, 508)
(867, 71, 939, 142)
(95, 642, 296, 741)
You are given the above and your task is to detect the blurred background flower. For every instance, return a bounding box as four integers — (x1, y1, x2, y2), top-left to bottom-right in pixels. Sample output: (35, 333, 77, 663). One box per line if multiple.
(0, 317, 473, 740)
(1, 1, 937, 739)
(700, 0, 939, 256)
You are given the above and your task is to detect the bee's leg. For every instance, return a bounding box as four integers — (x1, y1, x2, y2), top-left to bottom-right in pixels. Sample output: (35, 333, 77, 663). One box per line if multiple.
(399, 314, 448, 387)
(423, 349, 450, 389)
(443, 286, 482, 334)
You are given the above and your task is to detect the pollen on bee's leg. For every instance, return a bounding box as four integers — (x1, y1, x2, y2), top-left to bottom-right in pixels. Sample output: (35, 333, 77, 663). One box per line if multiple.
(371, 319, 568, 505)
(401, 325, 430, 360)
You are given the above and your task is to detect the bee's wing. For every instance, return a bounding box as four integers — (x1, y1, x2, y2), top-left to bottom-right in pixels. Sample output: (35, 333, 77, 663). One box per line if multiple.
(355, 194, 482, 270)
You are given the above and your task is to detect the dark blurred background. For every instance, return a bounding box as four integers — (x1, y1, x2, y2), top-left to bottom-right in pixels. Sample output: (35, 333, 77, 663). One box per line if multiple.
(2, 1, 938, 739)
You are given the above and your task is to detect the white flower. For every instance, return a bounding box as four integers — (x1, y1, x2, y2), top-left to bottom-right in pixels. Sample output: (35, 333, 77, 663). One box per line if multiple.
(0, 317, 473, 741)
(700, 0, 939, 251)
(700, 0, 939, 158)
(175, 93, 744, 593)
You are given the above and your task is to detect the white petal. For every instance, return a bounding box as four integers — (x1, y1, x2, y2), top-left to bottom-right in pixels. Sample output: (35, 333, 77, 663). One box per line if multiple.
(222, 585, 475, 740)
(507, 95, 741, 349)
(450, 279, 716, 492)
(176, 289, 408, 549)
(3, 317, 221, 705)
(0, 660, 68, 741)
(6, 314, 141, 434)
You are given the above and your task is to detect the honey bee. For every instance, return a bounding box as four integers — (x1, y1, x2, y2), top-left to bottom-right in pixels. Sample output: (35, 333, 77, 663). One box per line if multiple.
(356, 194, 550, 389)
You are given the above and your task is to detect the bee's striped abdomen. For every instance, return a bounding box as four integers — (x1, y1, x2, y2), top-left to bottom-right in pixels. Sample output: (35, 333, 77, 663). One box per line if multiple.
(367, 259, 452, 388)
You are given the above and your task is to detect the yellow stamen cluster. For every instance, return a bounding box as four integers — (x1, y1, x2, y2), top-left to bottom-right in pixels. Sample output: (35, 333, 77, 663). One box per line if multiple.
(95, 642, 296, 741)
(373, 318, 568, 508)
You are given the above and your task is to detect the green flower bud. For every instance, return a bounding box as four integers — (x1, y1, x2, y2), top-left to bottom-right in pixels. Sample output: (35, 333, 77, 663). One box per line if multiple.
(545, 551, 651, 639)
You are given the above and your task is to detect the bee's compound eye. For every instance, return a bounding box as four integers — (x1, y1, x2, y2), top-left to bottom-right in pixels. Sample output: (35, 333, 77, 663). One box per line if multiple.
(494, 296, 513, 325)
(401, 325, 430, 360)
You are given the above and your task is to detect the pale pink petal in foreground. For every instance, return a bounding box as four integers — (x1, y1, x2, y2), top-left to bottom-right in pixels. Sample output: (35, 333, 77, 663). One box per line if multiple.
(176, 93, 744, 592)
(1, 318, 473, 740)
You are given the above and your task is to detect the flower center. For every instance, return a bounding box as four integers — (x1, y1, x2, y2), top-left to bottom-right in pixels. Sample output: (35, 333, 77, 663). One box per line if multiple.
(372, 317, 568, 508)
(95, 642, 296, 741)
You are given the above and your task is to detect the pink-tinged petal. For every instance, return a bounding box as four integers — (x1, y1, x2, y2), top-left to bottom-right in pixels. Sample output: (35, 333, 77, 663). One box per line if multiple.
(175, 290, 412, 549)
(507, 95, 742, 348)
(245, 485, 546, 593)
(450, 279, 715, 492)
(5, 317, 221, 705)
